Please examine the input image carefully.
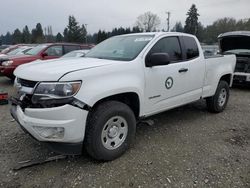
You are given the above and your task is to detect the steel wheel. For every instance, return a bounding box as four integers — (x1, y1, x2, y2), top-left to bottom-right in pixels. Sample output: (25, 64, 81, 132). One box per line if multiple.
(101, 116, 128, 150)
(218, 88, 227, 107)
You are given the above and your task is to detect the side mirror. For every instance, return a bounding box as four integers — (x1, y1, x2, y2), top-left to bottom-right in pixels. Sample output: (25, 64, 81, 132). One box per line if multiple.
(41, 52, 48, 57)
(146, 53, 170, 67)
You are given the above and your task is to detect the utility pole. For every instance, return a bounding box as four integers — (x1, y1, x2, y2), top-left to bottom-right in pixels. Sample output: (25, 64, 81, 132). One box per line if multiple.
(166, 11, 171, 32)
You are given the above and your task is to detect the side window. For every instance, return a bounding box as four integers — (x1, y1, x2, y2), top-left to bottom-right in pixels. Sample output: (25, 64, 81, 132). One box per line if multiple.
(148, 37, 182, 62)
(182, 36, 199, 60)
(45, 46, 63, 56)
(64, 45, 80, 54)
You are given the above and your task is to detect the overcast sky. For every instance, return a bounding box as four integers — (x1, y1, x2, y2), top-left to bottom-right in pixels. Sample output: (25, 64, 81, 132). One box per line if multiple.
(0, 0, 249, 35)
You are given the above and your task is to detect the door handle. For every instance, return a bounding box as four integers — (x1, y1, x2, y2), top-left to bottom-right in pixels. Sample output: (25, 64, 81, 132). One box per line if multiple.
(179, 68, 188, 73)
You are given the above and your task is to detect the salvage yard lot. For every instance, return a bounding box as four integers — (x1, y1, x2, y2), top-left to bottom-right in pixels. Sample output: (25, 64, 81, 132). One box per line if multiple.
(0, 76, 249, 187)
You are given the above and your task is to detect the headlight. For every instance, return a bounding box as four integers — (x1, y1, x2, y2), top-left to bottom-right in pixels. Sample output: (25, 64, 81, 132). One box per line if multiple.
(33, 81, 81, 100)
(2, 60, 13, 66)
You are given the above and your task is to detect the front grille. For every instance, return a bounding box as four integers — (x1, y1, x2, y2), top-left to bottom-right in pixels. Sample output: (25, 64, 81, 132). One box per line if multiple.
(17, 78, 38, 88)
(235, 57, 250, 73)
(234, 75, 246, 81)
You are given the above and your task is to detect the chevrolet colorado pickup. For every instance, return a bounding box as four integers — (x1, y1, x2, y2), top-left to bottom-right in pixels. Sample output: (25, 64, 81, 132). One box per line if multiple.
(11, 32, 236, 161)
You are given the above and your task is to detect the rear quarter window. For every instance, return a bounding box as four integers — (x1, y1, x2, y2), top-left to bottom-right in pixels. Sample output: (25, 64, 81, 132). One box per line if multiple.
(182, 36, 199, 60)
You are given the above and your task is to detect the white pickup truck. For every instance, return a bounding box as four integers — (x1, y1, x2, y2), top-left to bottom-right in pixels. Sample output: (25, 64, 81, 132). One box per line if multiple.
(11, 32, 236, 161)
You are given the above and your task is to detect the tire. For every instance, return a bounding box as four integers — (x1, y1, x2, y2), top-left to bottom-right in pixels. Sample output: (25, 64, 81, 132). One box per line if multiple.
(206, 80, 230, 113)
(84, 101, 136, 161)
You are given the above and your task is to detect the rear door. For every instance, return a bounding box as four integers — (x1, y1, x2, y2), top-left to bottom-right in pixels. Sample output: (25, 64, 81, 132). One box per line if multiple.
(180, 36, 205, 95)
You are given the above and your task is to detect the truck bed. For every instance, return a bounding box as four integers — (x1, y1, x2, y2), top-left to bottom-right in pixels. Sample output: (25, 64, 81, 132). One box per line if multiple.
(202, 54, 236, 98)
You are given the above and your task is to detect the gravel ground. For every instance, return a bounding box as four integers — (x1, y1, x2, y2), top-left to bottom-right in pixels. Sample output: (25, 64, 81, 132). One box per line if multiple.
(0, 76, 249, 188)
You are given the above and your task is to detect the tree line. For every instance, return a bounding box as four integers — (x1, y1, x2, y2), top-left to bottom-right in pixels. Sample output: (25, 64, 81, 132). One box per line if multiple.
(1, 4, 250, 45)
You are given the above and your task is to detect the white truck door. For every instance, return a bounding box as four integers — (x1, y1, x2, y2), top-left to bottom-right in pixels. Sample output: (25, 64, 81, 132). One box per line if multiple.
(179, 36, 205, 98)
(144, 36, 204, 115)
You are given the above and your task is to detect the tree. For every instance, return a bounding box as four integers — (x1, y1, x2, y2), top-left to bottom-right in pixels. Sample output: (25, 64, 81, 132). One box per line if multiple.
(4, 32, 13, 45)
(202, 17, 239, 44)
(45, 25, 54, 42)
(12, 29, 22, 44)
(135, 12, 161, 32)
(56, 32, 63, 42)
(63, 28, 68, 42)
(131, 26, 141, 33)
(31, 23, 44, 43)
(171, 22, 184, 32)
(64, 15, 87, 43)
(96, 30, 108, 43)
(184, 4, 200, 35)
(22, 25, 31, 43)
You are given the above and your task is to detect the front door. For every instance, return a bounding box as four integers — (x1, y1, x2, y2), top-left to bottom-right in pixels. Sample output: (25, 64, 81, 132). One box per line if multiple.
(144, 36, 203, 115)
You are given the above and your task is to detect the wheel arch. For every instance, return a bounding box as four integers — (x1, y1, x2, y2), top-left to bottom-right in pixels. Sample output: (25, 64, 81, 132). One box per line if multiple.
(90, 92, 141, 119)
(220, 73, 232, 86)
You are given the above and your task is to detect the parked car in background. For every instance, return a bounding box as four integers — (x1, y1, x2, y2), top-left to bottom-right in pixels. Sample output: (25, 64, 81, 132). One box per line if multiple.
(61, 49, 90, 58)
(0, 45, 11, 53)
(0, 43, 84, 79)
(218, 31, 250, 85)
(0, 44, 29, 57)
(0, 46, 33, 58)
(202, 45, 219, 57)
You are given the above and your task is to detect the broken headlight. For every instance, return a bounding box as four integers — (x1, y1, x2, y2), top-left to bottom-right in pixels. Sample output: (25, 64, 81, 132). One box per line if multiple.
(32, 81, 81, 101)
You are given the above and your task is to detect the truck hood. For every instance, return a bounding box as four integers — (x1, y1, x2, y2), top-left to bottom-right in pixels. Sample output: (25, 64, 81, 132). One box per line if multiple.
(14, 57, 117, 81)
(219, 34, 250, 53)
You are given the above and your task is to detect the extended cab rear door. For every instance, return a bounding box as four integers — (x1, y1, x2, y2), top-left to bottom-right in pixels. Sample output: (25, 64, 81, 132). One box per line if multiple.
(144, 35, 205, 115)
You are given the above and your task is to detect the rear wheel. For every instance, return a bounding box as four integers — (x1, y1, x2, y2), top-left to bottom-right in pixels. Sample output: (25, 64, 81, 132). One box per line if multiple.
(84, 101, 136, 161)
(206, 80, 229, 113)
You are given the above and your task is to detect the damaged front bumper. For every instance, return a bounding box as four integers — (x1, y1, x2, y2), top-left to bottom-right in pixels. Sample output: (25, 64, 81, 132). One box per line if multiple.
(10, 98, 89, 155)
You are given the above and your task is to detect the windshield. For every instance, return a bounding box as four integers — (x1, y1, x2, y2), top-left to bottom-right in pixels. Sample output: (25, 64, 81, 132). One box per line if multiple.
(25, 45, 47, 55)
(7, 48, 20, 55)
(85, 35, 154, 61)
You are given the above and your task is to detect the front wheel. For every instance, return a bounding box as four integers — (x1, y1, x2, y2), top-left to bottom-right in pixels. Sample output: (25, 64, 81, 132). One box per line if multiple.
(206, 80, 230, 113)
(84, 101, 136, 161)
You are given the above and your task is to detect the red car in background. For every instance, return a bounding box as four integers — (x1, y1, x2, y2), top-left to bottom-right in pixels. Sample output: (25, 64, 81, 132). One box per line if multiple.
(0, 43, 89, 79)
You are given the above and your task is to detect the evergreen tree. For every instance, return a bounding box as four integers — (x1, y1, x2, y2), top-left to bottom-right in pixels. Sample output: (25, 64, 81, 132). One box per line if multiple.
(132, 26, 141, 33)
(22, 25, 31, 43)
(184, 4, 200, 35)
(172, 22, 184, 32)
(4, 32, 13, 45)
(64, 16, 86, 43)
(35, 23, 44, 43)
(63, 28, 68, 42)
(96, 30, 108, 43)
(13, 29, 22, 44)
(31, 23, 44, 43)
(56, 32, 63, 42)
